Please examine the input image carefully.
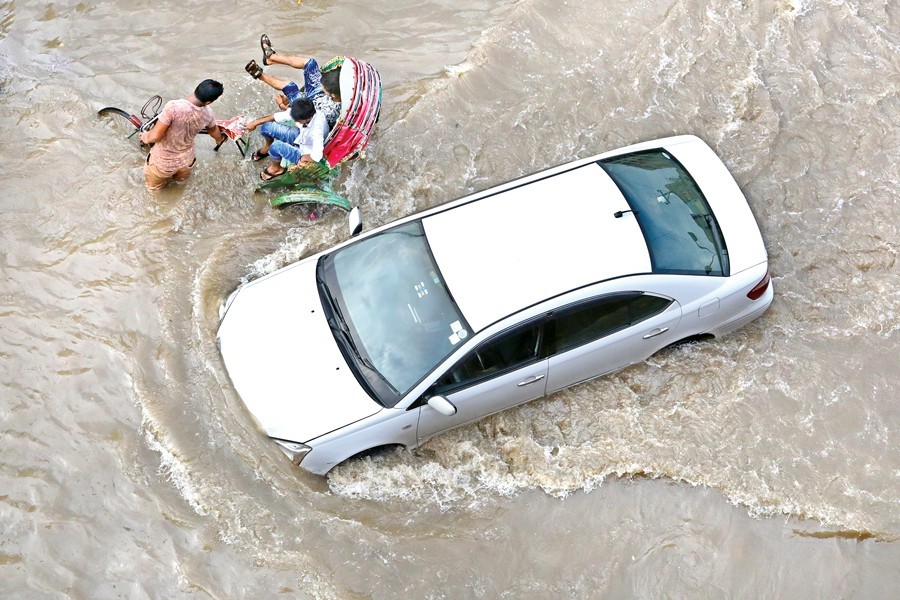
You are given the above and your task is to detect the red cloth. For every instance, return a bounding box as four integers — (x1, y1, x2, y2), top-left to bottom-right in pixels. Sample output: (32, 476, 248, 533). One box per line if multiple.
(215, 116, 247, 140)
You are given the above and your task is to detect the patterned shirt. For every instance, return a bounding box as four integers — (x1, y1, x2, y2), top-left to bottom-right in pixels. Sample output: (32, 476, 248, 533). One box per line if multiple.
(312, 93, 341, 132)
(148, 99, 216, 173)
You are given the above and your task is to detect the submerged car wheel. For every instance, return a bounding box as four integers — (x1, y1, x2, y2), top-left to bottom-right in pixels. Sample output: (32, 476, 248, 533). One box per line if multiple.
(665, 333, 715, 349)
(344, 444, 405, 467)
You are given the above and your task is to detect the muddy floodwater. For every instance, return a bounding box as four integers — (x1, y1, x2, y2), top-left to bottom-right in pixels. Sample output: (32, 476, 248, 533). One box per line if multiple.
(1, 0, 898, 598)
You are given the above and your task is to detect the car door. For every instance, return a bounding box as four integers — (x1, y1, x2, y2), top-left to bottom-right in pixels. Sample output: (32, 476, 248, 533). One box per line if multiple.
(415, 318, 548, 444)
(545, 292, 681, 394)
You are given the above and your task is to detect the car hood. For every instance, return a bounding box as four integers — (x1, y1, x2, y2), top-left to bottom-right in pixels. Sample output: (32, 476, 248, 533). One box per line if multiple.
(216, 257, 382, 443)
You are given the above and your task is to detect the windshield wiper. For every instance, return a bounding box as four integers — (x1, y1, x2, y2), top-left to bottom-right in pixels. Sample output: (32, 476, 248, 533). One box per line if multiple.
(315, 258, 399, 405)
(330, 323, 384, 382)
(323, 309, 397, 395)
(316, 268, 373, 369)
(317, 263, 359, 352)
(319, 280, 359, 355)
(329, 312, 397, 401)
(333, 320, 360, 358)
(317, 270, 345, 323)
(357, 354, 398, 396)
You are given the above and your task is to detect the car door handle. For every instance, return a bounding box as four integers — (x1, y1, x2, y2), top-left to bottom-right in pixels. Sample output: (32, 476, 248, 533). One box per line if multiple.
(517, 374, 545, 387)
(643, 327, 669, 339)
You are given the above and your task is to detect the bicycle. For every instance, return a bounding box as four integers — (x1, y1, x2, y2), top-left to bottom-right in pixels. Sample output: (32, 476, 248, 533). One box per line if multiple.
(97, 95, 249, 156)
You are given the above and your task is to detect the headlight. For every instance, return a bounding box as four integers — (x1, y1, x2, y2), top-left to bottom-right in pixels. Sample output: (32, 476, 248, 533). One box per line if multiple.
(273, 439, 312, 465)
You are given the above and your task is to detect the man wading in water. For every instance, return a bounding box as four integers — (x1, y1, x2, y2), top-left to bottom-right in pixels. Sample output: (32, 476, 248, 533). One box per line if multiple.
(140, 79, 227, 191)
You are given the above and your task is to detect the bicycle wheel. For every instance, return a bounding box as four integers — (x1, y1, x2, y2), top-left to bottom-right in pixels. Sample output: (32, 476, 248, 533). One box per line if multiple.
(98, 107, 142, 141)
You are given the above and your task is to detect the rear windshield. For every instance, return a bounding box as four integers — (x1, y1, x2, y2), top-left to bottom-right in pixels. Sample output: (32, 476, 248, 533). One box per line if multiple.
(600, 150, 729, 276)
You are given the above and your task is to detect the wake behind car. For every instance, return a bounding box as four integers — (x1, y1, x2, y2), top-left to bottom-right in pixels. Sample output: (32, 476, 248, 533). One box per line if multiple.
(216, 135, 773, 474)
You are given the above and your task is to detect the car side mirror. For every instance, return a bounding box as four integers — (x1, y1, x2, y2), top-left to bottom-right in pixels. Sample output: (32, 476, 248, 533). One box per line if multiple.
(348, 207, 363, 238)
(427, 395, 457, 416)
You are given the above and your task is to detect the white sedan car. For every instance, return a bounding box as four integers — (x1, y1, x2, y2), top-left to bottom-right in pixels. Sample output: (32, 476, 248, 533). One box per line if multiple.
(217, 135, 773, 474)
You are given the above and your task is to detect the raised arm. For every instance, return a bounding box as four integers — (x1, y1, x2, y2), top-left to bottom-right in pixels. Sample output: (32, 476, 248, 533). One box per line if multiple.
(244, 114, 276, 132)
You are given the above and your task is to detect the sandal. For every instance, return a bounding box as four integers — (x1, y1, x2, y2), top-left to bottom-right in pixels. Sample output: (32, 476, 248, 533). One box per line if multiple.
(260, 166, 285, 181)
(245, 59, 263, 79)
(260, 34, 276, 66)
(251, 149, 269, 162)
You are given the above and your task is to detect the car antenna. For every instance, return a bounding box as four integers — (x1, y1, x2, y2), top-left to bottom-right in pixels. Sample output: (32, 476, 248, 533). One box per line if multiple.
(614, 209, 639, 218)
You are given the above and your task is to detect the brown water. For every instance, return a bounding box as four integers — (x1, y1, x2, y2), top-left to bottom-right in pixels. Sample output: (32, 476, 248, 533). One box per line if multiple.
(2, 0, 899, 597)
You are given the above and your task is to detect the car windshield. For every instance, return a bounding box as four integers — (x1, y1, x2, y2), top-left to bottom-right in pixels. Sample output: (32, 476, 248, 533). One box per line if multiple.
(600, 150, 729, 276)
(321, 221, 470, 404)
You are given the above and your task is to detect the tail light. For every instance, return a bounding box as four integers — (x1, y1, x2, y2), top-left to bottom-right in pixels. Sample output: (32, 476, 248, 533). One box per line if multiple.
(747, 270, 771, 300)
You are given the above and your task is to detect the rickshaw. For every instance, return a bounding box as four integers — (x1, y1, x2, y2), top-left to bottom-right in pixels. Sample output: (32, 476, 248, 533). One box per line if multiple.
(98, 56, 381, 215)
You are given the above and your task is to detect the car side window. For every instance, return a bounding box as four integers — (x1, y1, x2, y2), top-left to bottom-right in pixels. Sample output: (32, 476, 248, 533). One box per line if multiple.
(629, 293, 672, 321)
(434, 321, 543, 394)
(552, 293, 672, 354)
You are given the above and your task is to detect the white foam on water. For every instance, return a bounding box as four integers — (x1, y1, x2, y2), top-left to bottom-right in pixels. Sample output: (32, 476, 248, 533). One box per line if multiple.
(141, 415, 209, 517)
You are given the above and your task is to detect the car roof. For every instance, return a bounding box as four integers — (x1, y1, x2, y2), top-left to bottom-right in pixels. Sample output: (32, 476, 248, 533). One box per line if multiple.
(423, 162, 652, 332)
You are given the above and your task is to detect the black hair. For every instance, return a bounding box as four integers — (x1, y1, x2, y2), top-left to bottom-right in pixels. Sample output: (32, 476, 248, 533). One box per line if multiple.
(290, 98, 316, 122)
(322, 68, 341, 99)
(195, 79, 224, 104)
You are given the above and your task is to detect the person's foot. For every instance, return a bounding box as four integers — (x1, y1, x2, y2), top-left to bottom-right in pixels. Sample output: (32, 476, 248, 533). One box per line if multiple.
(260, 165, 286, 181)
(251, 149, 269, 162)
(261, 34, 276, 66)
(245, 60, 264, 79)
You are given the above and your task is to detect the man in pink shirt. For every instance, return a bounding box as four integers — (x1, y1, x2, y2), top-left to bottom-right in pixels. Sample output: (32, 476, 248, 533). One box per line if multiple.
(140, 79, 227, 191)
